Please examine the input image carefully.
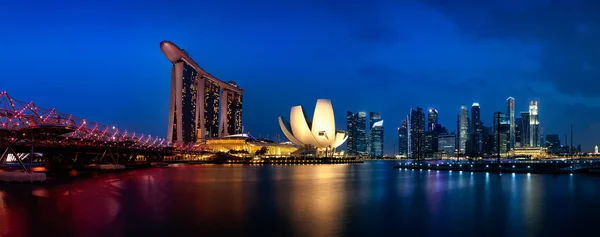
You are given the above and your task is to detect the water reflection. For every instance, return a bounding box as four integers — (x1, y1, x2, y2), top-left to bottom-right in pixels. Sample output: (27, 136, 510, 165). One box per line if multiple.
(0, 161, 599, 237)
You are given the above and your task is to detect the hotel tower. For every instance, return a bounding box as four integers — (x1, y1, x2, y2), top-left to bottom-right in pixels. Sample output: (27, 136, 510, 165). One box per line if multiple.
(160, 41, 243, 144)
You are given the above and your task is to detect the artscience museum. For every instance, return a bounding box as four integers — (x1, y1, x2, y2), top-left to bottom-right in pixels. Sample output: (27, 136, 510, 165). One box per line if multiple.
(278, 99, 348, 156)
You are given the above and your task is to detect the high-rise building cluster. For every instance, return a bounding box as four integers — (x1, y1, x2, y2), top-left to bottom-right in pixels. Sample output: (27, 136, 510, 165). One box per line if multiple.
(453, 98, 544, 157)
(390, 97, 556, 158)
(347, 111, 383, 157)
(398, 107, 451, 159)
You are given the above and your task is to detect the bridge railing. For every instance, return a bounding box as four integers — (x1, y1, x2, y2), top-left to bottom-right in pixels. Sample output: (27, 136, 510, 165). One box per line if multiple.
(0, 91, 178, 149)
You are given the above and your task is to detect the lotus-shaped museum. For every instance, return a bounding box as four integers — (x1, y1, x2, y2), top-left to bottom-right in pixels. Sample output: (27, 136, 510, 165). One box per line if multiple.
(278, 99, 348, 150)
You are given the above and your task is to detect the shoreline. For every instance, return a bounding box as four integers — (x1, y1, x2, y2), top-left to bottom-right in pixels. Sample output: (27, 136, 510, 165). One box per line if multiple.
(394, 161, 600, 175)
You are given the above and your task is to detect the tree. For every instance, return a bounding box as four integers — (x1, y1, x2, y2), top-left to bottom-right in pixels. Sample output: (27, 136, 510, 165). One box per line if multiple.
(255, 146, 269, 156)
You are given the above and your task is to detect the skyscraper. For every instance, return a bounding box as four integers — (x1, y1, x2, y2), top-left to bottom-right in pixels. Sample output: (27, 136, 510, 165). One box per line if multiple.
(507, 97, 515, 149)
(529, 101, 540, 147)
(224, 87, 243, 136)
(515, 117, 522, 147)
(546, 134, 560, 153)
(346, 111, 367, 155)
(520, 112, 530, 147)
(428, 109, 438, 131)
(355, 112, 367, 155)
(470, 103, 483, 156)
(398, 120, 408, 157)
(407, 114, 412, 157)
(493, 112, 510, 153)
(346, 111, 356, 154)
(458, 105, 469, 154)
(409, 108, 425, 159)
(160, 41, 244, 144)
(369, 112, 384, 157)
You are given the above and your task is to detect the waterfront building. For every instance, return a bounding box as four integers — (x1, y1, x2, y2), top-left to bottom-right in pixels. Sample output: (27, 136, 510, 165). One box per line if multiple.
(493, 112, 510, 154)
(520, 112, 530, 147)
(540, 127, 545, 148)
(470, 103, 483, 156)
(515, 117, 522, 147)
(438, 134, 456, 157)
(346, 111, 355, 154)
(406, 114, 412, 157)
(202, 134, 297, 157)
(511, 146, 548, 158)
(366, 135, 371, 155)
(507, 97, 515, 149)
(529, 101, 540, 147)
(278, 99, 348, 155)
(160, 41, 243, 144)
(545, 134, 560, 154)
(428, 109, 438, 131)
(431, 123, 448, 154)
(398, 120, 408, 157)
(458, 105, 469, 154)
(424, 131, 434, 157)
(409, 108, 425, 159)
(370, 112, 384, 157)
(346, 111, 367, 155)
(355, 112, 367, 155)
(482, 126, 495, 157)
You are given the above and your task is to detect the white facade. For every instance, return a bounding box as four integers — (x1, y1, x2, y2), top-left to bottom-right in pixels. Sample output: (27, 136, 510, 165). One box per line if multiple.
(278, 99, 348, 149)
(529, 101, 539, 147)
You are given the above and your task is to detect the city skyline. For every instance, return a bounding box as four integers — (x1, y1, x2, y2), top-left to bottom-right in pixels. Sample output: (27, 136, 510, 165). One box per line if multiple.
(2, 0, 599, 155)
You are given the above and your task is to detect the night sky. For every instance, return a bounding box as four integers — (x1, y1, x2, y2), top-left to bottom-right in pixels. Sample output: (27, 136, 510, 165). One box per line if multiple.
(1, 0, 599, 154)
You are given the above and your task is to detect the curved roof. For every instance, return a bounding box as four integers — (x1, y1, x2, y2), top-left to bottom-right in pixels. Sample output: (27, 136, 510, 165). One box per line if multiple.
(278, 99, 347, 149)
(159, 41, 243, 93)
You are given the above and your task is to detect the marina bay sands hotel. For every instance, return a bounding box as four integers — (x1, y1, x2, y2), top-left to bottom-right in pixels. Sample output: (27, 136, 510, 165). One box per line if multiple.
(160, 41, 243, 144)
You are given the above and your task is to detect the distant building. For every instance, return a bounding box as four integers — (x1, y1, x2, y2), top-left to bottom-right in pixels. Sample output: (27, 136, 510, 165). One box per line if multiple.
(355, 112, 367, 155)
(438, 134, 456, 157)
(529, 101, 540, 147)
(346, 111, 367, 155)
(539, 127, 545, 148)
(470, 103, 483, 156)
(520, 112, 530, 147)
(428, 109, 438, 131)
(507, 97, 515, 149)
(424, 131, 434, 157)
(369, 112, 384, 157)
(366, 135, 371, 155)
(545, 134, 560, 154)
(346, 111, 367, 156)
(398, 120, 408, 157)
(493, 112, 510, 154)
(432, 124, 447, 154)
(458, 105, 469, 154)
(515, 117, 522, 147)
(482, 126, 495, 157)
(409, 108, 425, 159)
(512, 147, 548, 158)
(346, 111, 355, 154)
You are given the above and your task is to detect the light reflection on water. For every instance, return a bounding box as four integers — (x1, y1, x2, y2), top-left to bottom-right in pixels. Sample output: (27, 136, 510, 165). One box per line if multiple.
(0, 161, 599, 237)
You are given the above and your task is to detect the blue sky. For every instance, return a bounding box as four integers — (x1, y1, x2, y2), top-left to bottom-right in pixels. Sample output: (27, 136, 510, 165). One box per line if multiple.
(1, 0, 599, 154)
